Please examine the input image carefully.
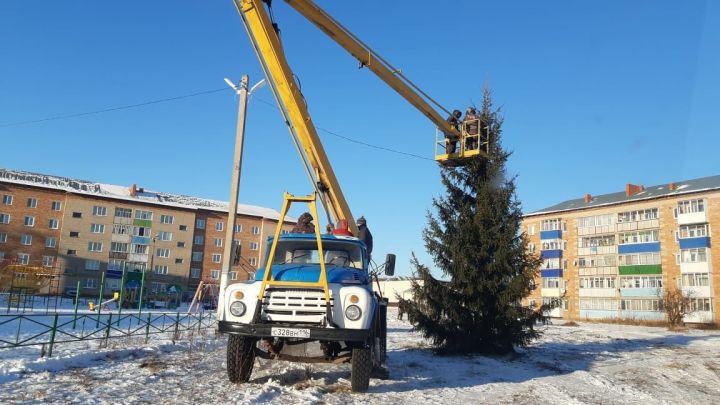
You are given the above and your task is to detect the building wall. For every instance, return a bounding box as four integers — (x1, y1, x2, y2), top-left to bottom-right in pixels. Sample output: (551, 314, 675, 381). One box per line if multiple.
(1, 180, 293, 298)
(523, 189, 719, 323)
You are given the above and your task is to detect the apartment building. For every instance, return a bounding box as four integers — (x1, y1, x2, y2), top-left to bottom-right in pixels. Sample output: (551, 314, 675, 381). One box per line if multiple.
(0, 168, 294, 298)
(523, 176, 719, 323)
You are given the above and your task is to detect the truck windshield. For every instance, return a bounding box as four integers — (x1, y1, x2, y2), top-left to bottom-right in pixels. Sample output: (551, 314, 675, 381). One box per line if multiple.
(270, 240, 364, 269)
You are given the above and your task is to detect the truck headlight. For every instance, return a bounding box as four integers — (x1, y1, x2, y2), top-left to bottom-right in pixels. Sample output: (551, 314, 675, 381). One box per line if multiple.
(344, 305, 362, 321)
(229, 301, 246, 317)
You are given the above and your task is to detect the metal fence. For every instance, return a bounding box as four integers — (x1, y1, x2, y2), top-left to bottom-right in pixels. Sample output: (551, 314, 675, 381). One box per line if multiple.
(0, 310, 216, 357)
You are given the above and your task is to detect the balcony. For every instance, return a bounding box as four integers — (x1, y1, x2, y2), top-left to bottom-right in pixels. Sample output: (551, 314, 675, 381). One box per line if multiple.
(540, 249, 562, 259)
(541, 269, 562, 278)
(616, 219, 659, 232)
(540, 230, 562, 240)
(680, 286, 711, 298)
(579, 288, 617, 298)
(111, 233, 130, 243)
(133, 218, 153, 227)
(577, 245, 617, 255)
(677, 211, 707, 225)
(620, 288, 662, 297)
(578, 266, 618, 276)
(618, 264, 662, 276)
(679, 261, 710, 274)
(618, 242, 660, 255)
(109, 252, 128, 260)
(678, 237, 711, 250)
(577, 224, 616, 236)
(132, 236, 150, 245)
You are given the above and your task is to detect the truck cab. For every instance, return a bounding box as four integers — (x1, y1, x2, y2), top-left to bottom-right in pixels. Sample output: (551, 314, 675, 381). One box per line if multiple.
(219, 233, 393, 392)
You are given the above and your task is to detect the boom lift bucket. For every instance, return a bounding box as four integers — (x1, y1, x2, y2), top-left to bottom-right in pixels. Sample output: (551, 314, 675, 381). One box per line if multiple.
(251, 192, 335, 326)
(434, 118, 491, 163)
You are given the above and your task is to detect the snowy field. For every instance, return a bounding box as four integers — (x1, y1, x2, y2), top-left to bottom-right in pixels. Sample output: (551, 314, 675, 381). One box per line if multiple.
(1, 307, 720, 404)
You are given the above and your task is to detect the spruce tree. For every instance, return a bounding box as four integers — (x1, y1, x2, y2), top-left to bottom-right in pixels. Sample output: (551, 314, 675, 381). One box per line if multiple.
(400, 87, 551, 355)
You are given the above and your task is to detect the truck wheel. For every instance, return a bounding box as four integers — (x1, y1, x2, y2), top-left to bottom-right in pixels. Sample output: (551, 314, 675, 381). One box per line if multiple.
(351, 347, 371, 392)
(227, 335, 255, 383)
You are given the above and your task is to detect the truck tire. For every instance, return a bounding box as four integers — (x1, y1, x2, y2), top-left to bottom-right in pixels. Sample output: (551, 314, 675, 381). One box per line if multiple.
(227, 334, 255, 383)
(351, 347, 371, 392)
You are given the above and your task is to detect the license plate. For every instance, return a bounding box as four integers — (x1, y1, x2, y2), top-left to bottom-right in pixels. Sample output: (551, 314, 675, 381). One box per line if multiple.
(270, 327, 311, 338)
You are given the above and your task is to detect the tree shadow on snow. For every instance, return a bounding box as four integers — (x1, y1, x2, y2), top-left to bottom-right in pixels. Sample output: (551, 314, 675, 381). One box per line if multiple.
(372, 333, 720, 393)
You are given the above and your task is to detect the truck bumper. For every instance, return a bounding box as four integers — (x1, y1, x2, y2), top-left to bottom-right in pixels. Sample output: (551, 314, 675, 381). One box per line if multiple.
(218, 321, 370, 342)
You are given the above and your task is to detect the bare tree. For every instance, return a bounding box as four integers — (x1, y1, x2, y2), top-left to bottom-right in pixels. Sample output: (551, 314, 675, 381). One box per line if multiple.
(662, 288, 695, 329)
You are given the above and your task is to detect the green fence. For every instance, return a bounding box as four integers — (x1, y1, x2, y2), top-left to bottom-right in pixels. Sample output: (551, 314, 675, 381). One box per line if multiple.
(0, 311, 216, 357)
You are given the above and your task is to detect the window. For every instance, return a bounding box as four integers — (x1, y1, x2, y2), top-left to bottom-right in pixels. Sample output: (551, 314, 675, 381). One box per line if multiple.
(234, 224, 243, 232)
(51, 201, 62, 211)
(133, 226, 151, 237)
(194, 235, 204, 245)
(676, 199, 705, 215)
(618, 230, 659, 244)
(618, 253, 660, 266)
(84, 278, 98, 289)
(2, 195, 12, 205)
(619, 276, 662, 289)
(0, 213, 9, 224)
(175, 258, 183, 264)
(192, 251, 203, 262)
(69, 231, 79, 238)
(16, 253, 30, 265)
(541, 218, 562, 231)
(620, 299, 663, 312)
(88, 242, 103, 252)
(157, 231, 172, 241)
(92, 206, 107, 216)
(578, 255, 617, 268)
(160, 214, 174, 224)
(67, 249, 77, 256)
(24, 216, 35, 227)
(678, 224, 709, 239)
(132, 244, 148, 254)
(541, 240, 562, 250)
(90, 223, 105, 234)
(250, 242, 259, 251)
(579, 235, 615, 248)
(229, 272, 238, 281)
(251, 226, 260, 235)
(27, 198, 37, 208)
(48, 218, 59, 229)
(127, 262, 146, 272)
(617, 208, 658, 223)
(248, 257, 257, 266)
(115, 207, 132, 218)
(156, 248, 170, 258)
(135, 210, 153, 220)
(108, 259, 124, 271)
(85, 260, 101, 271)
(215, 221, 224, 231)
(177, 241, 185, 248)
(527, 225, 535, 236)
(527, 243, 535, 253)
(0, 232, 6, 243)
(151, 282, 167, 293)
(678, 248, 707, 263)
(577, 214, 614, 228)
(528, 299, 536, 308)
(579, 298, 617, 310)
(679, 273, 710, 287)
(20, 234, 32, 245)
(179, 225, 188, 231)
(154, 265, 169, 275)
(190, 268, 201, 278)
(580, 277, 618, 289)
(111, 242, 128, 253)
(42, 256, 54, 267)
(541, 277, 561, 289)
(688, 298, 712, 312)
(214, 238, 223, 247)
(210, 270, 220, 279)
(72, 212, 82, 218)
(45, 237, 58, 249)
(112, 224, 130, 235)
(196, 219, 206, 229)
(212, 253, 222, 263)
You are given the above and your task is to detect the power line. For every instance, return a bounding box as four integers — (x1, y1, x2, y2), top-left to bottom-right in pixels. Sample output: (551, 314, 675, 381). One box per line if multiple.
(0, 87, 229, 128)
(252, 96, 434, 161)
(2, 86, 434, 162)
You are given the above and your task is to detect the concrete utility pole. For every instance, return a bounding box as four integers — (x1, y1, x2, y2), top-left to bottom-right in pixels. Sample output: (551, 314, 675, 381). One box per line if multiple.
(218, 75, 250, 320)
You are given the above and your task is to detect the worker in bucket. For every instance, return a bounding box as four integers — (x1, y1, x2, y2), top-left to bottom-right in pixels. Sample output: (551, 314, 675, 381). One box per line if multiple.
(291, 212, 315, 234)
(444, 109, 462, 154)
(357, 216, 373, 261)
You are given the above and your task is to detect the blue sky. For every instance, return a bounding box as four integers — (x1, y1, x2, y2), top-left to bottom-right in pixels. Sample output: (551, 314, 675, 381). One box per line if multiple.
(1, 1, 718, 277)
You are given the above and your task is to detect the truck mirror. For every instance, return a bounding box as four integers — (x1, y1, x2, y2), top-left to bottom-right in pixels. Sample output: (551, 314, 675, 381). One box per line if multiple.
(384, 254, 396, 276)
(232, 242, 242, 265)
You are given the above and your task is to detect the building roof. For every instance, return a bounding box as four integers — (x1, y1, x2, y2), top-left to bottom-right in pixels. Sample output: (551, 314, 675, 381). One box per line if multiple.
(526, 174, 720, 217)
(0, 168, 295, 222)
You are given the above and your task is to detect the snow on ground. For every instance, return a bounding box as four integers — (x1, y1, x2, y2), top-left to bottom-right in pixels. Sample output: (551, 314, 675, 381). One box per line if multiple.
(1, 308, 720, 404)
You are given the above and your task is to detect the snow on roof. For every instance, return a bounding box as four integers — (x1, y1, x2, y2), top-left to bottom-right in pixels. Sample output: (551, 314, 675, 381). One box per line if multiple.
(525, 174, 720, 217)
(0, 168, 295, 222)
